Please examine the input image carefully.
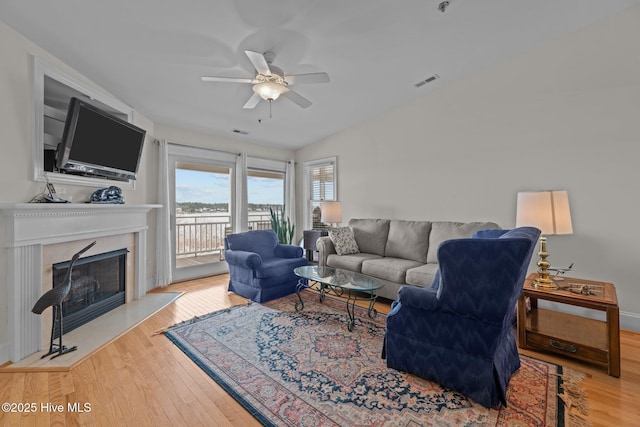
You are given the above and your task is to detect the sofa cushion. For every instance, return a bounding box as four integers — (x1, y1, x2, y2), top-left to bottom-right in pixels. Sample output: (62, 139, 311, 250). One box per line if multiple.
(406, 263, 440, 287)
(427, 221, 501, 263)
(349, 219, 390, 256)
(385, 220, 431, 263)
(361, 257, 424, 284)
(327, 253, 382, 272)
(328, 227, 360, 255)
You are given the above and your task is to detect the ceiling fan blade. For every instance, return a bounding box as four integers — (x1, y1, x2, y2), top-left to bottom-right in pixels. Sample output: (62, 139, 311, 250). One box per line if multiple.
(242, 92, 262, 109)
(284, 72, 330, 85)
(201, 76, 254, 84)
(281, 89, 312, 109)
(245, 50, 271, 76)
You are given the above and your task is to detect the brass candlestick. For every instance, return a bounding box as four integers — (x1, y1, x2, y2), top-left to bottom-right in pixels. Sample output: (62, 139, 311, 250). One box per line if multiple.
(533, 236, 557, 289)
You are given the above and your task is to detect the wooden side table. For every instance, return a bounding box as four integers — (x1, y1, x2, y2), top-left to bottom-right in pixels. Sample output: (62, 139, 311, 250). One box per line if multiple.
(517, 274, 620, 377)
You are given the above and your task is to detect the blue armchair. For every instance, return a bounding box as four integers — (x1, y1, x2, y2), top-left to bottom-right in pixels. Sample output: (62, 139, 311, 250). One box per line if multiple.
(383, 226, 540, 408)
(225, 230, 308, 303)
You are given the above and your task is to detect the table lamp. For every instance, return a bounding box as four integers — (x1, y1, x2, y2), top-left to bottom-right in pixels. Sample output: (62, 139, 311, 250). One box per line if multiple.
(320, 201, 342, 228)
(516, 190, 573, 289)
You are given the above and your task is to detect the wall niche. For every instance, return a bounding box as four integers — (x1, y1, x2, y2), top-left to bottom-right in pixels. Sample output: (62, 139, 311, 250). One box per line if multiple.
(33, 56, 137, 189)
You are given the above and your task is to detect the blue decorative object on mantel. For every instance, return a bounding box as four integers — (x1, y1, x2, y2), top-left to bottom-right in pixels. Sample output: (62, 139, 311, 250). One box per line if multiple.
(89, 186, 124, 204)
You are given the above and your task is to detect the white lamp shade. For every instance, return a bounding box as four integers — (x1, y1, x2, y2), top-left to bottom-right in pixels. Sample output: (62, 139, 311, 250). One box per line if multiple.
(253, 81, 287, 101)
(516, 191, 573, 235)
(320, 201, 342, 224)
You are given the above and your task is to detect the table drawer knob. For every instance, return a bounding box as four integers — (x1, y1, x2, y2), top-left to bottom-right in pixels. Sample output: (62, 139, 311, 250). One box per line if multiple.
(549, 339, 578, 353)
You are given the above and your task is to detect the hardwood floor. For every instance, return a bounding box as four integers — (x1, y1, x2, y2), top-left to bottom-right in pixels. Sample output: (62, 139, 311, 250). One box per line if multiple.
(1, 274, 639, 426)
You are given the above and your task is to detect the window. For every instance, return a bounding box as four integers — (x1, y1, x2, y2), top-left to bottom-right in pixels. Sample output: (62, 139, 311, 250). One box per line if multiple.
(247, 168, 285, 230)
(304, 157, 337, 229)
(246, 157, 289, 231)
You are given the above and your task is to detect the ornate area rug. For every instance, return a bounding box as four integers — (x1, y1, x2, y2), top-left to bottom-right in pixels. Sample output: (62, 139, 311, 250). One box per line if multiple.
(165, 293, 589, 426)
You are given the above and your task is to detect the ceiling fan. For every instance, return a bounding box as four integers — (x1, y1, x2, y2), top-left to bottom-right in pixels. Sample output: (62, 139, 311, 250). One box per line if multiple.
(201, 50, 330, 110)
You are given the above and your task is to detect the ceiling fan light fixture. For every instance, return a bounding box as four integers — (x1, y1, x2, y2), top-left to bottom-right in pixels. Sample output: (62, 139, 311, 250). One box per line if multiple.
(202, 51, 326, 109)
(253, 81, 287, 101)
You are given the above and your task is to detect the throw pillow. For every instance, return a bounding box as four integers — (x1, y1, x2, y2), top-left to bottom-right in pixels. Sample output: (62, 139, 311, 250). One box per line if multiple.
(329, 227, 360, 255)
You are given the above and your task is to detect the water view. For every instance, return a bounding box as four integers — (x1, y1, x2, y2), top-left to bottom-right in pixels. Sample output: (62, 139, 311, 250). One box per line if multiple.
(176, 205, 281, 261)
(175, 166, 286, 266)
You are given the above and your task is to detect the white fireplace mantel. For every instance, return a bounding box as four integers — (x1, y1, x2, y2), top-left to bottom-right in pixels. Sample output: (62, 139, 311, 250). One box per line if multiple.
(0, 203, 160, 362)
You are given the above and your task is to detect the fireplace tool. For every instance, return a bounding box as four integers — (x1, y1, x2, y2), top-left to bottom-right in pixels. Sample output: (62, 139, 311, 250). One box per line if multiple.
(32, 241, 97, 359)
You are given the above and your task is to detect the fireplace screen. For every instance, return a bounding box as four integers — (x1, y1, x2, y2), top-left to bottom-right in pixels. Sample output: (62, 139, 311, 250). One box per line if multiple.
(52, 248, 128, 337)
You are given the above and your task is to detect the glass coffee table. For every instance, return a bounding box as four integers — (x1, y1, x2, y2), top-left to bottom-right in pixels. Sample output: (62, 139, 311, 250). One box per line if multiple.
(293, 265, 384, 331)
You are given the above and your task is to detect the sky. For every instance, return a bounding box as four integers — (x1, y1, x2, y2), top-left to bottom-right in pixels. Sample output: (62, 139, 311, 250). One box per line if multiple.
(175, 169, 284, 205)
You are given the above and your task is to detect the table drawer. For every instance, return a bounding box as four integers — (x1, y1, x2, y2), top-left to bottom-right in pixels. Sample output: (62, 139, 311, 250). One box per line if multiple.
(526, 332, 609, 365)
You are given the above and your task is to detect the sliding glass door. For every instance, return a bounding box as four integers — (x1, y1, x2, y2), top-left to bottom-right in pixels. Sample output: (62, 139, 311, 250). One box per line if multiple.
(169, 152, 236, 282)
(160, 146, 293, 283)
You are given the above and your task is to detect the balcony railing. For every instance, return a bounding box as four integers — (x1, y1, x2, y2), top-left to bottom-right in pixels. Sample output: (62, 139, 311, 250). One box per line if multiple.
(175, 213, 272, 259)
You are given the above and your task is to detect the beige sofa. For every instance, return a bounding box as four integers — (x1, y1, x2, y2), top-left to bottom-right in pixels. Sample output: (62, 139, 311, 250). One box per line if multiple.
(316, 218, 501, 300)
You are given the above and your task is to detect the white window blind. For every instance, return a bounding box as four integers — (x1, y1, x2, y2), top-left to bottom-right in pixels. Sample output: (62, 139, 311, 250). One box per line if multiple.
(305, 158, 336, 229)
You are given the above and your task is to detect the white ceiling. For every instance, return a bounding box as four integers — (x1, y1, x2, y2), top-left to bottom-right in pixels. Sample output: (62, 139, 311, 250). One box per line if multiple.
(1, 0, 638, 149)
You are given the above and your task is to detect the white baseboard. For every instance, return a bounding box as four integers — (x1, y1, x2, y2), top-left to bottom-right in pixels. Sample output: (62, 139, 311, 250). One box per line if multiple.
(621, 311, 640, 332)
(147, 277, 156, 293)
(540, 301, 640, 332)
(0, 341, 9, 365)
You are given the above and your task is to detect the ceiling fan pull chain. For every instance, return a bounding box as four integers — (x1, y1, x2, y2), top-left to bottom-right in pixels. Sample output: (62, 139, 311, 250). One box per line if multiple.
(269, 100, 273, 119)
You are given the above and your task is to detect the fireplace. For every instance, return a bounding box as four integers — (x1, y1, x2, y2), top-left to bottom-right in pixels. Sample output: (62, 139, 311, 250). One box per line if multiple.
(0, 203, 160, 363)
(51, 249, 128, 338)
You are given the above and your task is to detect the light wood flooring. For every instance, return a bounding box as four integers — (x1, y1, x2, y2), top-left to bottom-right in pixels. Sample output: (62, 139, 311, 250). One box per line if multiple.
(1, 274, 639, 426)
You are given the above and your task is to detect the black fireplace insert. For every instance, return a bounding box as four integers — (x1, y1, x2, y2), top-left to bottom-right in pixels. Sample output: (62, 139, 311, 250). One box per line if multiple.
(51, 248, 128, 338)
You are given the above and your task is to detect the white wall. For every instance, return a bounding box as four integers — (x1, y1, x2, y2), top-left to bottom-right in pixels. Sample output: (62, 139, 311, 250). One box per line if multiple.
(296, 6, 640, 330)
(153, 123, 293, 160)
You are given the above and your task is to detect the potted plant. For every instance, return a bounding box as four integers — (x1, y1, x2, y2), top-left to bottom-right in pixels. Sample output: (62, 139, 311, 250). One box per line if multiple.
(269, 206, 295, 244)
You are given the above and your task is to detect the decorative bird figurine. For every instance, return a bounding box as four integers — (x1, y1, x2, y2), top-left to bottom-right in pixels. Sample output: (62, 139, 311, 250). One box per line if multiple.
(32, 241, 97, 359)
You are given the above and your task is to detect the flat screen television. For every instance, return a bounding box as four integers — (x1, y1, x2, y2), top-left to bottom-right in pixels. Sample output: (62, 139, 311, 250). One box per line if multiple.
(55, 97, 146, 181)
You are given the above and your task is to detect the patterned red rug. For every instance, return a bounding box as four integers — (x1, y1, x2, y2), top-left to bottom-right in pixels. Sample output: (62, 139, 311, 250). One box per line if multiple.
(165, 293, 589, 426)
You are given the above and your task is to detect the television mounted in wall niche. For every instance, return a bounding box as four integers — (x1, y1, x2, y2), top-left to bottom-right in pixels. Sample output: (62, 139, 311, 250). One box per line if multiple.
(55, 97, 146, 182)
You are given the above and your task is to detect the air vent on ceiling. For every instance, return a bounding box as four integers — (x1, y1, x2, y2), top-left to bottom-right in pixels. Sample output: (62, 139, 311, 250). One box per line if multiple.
(232, 129, 248, 135)
(414, 74, 440, 88)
